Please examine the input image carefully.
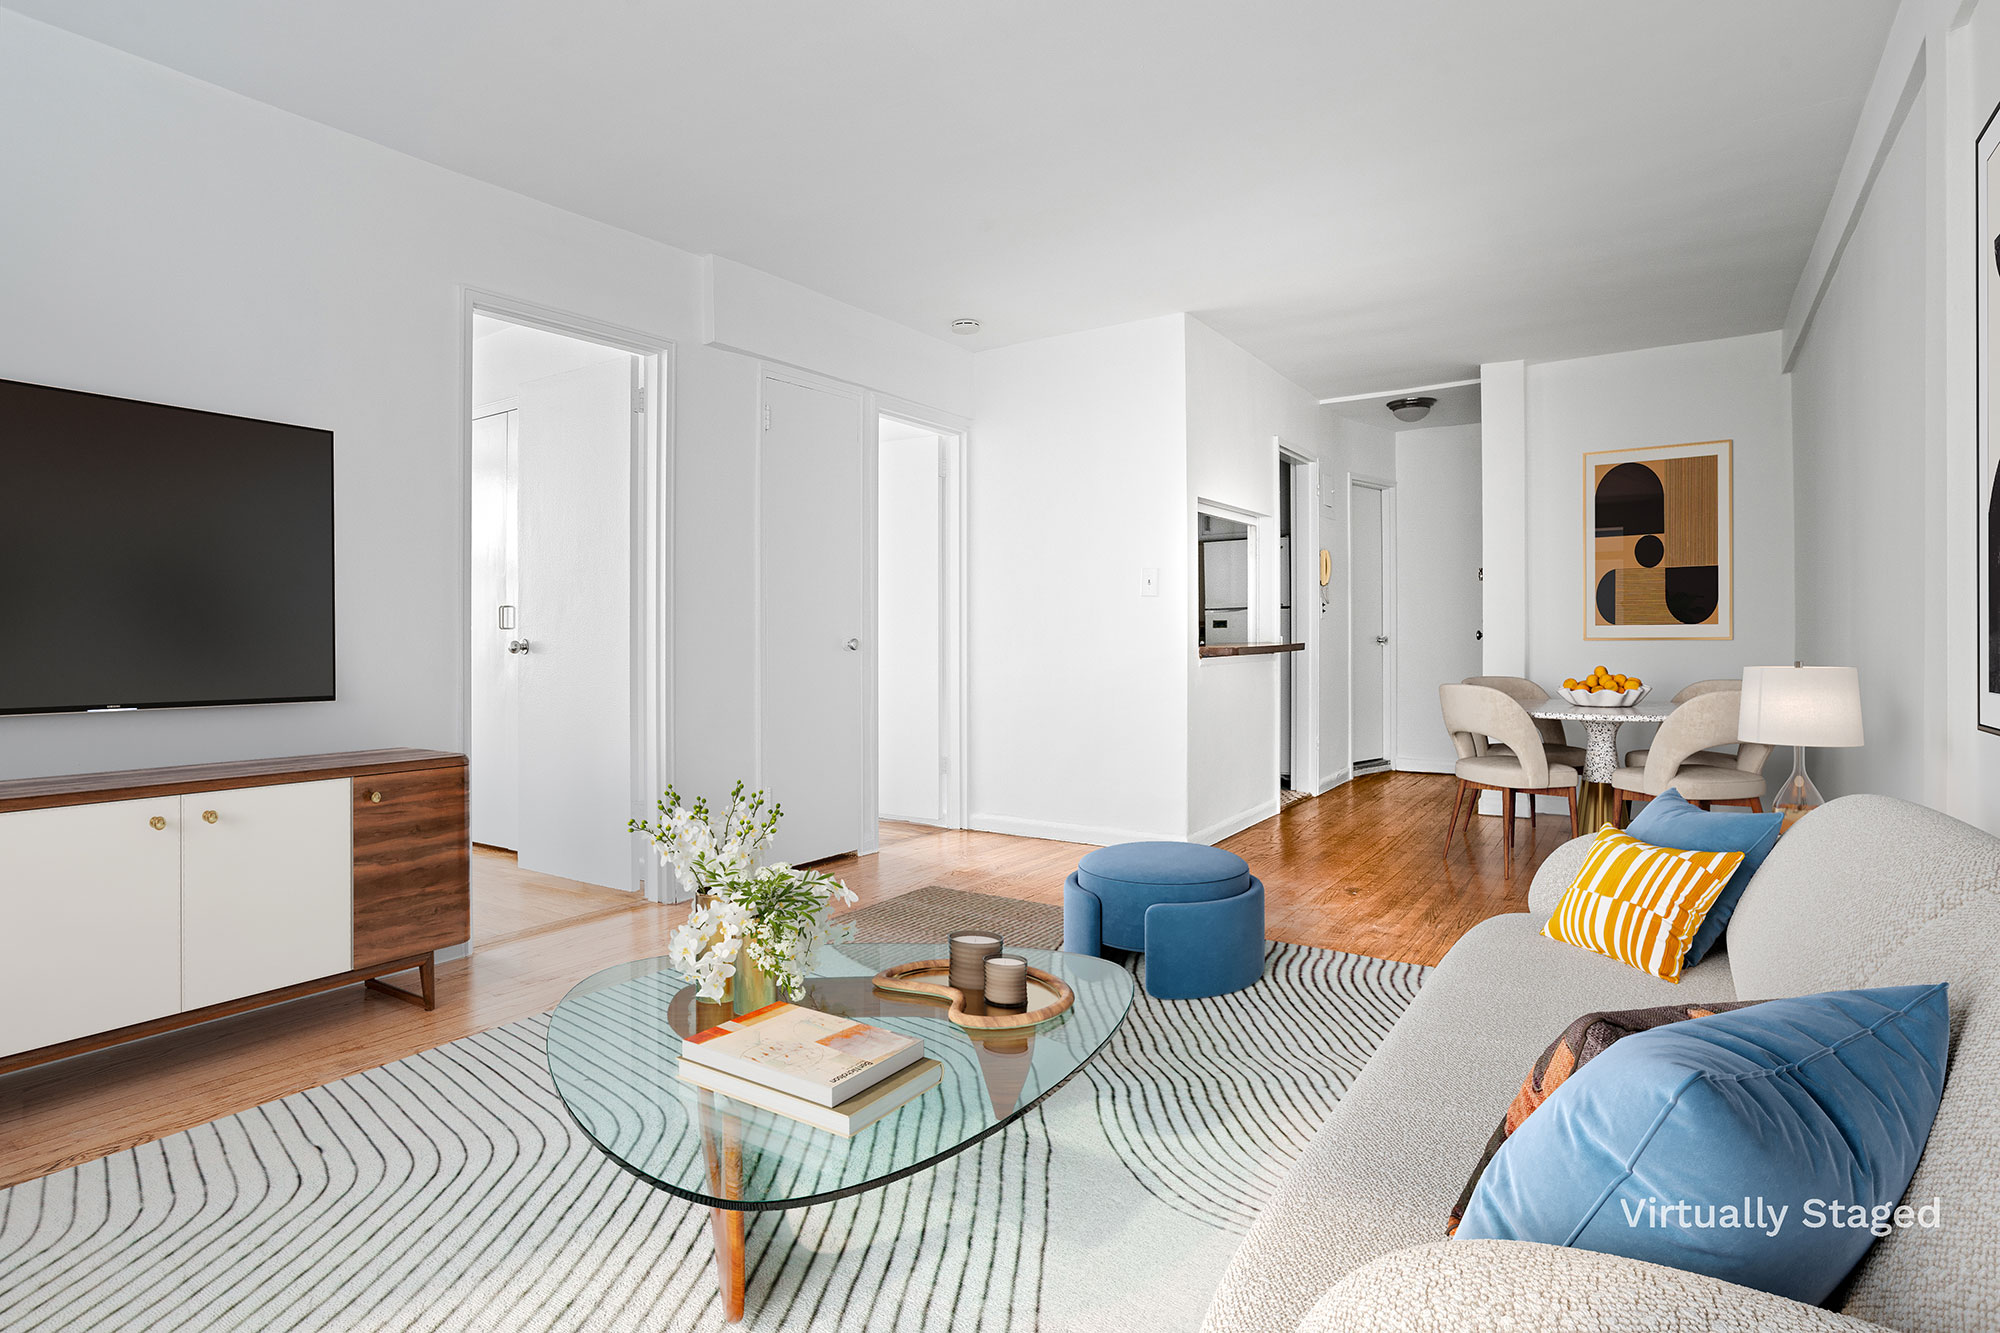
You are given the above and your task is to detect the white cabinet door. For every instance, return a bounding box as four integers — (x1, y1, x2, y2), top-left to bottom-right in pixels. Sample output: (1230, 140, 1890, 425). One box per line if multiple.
(0, 798, 182, 1057)
(181, 780, 352, 1010)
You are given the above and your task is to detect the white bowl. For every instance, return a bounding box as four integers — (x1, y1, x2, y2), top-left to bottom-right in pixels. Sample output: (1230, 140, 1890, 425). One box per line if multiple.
(1560, 685, 1650, 707)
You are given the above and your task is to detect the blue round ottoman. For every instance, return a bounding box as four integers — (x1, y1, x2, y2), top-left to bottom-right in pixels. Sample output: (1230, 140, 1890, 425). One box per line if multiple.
(1062, 842, 1265, 999)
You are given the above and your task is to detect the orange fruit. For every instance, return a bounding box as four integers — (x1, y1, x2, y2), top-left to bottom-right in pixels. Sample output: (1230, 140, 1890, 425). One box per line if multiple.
(1563, 678, 1580, 690)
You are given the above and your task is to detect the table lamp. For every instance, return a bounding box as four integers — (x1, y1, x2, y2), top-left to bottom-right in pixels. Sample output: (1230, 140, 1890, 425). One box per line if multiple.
(1737, 664, 1864, 830)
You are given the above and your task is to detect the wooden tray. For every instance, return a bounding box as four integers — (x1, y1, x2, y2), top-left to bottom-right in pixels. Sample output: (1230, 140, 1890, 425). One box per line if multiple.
(871, 959, 1075, 1030)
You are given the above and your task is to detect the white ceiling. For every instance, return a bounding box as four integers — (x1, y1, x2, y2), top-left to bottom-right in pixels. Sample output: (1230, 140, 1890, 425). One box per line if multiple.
(6, 1, 1895, 397)
(1323, 383, 1483, 431)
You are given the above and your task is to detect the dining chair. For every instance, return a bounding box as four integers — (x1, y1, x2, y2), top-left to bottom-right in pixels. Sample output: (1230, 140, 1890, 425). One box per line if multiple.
(1440, 683, 1580, 860)
(1609, 690, 1772, 824)
(1624, 679, 1746, 769)
(1460, 675, 1585, 769)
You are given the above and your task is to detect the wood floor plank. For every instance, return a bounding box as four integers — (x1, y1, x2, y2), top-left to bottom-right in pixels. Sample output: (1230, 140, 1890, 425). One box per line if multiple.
(0, 771, 1559, 1190)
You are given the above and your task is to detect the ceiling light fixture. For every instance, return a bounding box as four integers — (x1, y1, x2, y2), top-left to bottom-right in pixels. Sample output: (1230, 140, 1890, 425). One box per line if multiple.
(1387, 396, 1436, 422)
(952, 318, 981, 335)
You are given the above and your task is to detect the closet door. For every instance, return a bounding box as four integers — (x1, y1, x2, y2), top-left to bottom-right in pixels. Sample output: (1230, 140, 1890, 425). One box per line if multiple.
(0, 798, 182, 1057)
(758, 374, 865, 864)
(181, 780, 352, 1009)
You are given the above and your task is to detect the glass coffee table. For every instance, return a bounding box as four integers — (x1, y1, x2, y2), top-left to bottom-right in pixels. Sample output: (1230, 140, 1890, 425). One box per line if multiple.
(546, 941, 1135, 1322)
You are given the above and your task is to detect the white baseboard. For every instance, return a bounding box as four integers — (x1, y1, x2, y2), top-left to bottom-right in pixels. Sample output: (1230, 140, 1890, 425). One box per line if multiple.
(966, 812, 1178, 848)
(1475, 791, 1570, 816)
(1191, 798, 1281, 846)
(436, 941, 471, 964)
(1394, 756, 1457, 775)
(1316, 766, 1352, 795)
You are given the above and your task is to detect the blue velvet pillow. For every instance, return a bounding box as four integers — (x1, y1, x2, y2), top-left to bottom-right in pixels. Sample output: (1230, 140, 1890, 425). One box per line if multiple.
(1455, 985, 1949, 1306)
(1625, 788, 1783, 965)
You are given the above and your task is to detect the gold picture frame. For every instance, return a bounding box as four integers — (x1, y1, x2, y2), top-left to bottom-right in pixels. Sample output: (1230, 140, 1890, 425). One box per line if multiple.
(1582, 439, 1733, 641)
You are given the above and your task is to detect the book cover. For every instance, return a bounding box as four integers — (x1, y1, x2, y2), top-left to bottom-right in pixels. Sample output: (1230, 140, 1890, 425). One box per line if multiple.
(679, 1058, 943, 1137)
(679, 1002, 924, 1107)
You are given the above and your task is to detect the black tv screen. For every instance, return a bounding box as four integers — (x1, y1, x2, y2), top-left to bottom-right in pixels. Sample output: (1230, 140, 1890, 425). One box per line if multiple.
(0, 378, 334, 714)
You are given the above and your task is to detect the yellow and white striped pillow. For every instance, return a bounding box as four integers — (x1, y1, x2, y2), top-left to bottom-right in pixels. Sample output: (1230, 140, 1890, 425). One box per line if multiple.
(1543, 827, 1745, 982)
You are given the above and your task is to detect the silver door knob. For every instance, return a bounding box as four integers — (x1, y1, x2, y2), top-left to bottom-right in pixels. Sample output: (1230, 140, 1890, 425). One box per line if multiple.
(508, 638, 532, 654)
(1375, 635, 1389, 645)
(843, 638, 860, 651)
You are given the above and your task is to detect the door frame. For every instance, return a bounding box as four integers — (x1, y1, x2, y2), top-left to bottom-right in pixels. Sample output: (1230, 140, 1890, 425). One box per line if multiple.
(1345, 473, 1397, 778)
(870, 400, 970, 836)
(1278, 441, 1321, 796)
(457, 288, 675, 903)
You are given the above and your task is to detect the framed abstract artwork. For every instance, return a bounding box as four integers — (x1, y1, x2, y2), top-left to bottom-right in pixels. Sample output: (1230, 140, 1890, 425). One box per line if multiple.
(1583, 439, 1732, 641)
(1976, 103, 2000, 732)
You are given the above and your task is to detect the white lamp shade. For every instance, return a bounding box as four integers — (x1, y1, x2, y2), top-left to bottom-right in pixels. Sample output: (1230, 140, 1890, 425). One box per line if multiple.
(1737, 666, 1864, 747)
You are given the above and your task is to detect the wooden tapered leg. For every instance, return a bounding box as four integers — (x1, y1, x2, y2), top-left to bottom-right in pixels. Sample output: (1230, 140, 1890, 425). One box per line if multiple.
(698, 1090, 749, 1322)
(1569, 795, 1580, 840)
(363, 953, 437, 1011)
(1443, 781, 1469, 860)
(708, 1206, 746, 1322)
(1503, 789, 1516, 855)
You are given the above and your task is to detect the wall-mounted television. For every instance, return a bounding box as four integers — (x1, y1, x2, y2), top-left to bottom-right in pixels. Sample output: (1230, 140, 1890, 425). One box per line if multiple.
(0, 378, 335, 715)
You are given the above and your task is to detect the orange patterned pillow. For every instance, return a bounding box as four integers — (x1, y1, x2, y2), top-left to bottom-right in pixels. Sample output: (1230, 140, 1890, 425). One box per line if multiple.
(1542, 827, 1745, 982)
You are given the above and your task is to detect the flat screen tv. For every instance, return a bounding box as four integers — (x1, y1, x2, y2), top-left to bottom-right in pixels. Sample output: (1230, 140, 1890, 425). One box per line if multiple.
(0, 378, 334, 715)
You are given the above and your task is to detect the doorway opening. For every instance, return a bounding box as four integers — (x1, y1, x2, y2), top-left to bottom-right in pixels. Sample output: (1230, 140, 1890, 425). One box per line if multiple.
(877, 416, 948, 828)
(1278, 446, 1319, 806)
(1348, 476, 1396, 779)
(466, 309, 658, 948)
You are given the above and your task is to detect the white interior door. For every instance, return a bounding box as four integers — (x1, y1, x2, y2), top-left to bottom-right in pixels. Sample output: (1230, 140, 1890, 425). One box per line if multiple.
(1351, 484, 1387, 766)
(181, 781, 352, 1010)
(878, 426, 942, 823)
(760, 375, 865, 864)
(0, 798, 183, 1056)
(517, 357, 634, 891)
(469, 408, 520, 848)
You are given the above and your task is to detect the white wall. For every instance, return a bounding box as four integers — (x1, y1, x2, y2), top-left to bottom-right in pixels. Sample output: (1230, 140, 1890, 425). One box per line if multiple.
(1184, 317, 1327, 843)
(0, 12, 969, 824)
(1394, 424, 1484, 770)
(1520, 333, 1797, 767)
(1777, 0, 2000, 835)
(878, 426, 943, 823)
(1789, 94, 1928, 806)
(967, 316, 1190, 844)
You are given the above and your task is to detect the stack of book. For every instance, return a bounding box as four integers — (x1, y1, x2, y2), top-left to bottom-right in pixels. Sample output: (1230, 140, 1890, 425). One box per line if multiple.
(678, 1001, 940, 1136)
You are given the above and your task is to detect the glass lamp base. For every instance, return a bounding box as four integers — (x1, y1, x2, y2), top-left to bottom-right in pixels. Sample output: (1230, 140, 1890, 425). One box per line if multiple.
(1773, 745, 1823, 832)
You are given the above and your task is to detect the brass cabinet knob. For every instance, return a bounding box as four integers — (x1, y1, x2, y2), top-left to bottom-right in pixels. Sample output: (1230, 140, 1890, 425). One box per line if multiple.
(202, 809, 219, 824)
(149, 815, 166, 831)
(368, 790, 384, 804)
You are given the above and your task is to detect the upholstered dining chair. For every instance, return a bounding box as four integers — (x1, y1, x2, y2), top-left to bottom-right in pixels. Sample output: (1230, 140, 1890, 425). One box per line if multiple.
(1624, 678, 1741, 769)
(1439, 683, 1580, 860)
(1610, 690, 1772, 823)
(1459, 675, 1585, 769)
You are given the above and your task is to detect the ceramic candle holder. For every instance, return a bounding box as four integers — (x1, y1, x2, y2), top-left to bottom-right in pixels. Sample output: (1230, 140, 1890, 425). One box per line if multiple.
(948, 932, 1002, 991)
(983, 954, 1029, 1008)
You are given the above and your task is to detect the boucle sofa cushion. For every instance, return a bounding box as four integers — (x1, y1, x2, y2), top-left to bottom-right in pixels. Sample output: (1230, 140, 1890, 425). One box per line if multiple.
(1297, 1240, 1898, 1333)
(1198, 910, 1735, 1333)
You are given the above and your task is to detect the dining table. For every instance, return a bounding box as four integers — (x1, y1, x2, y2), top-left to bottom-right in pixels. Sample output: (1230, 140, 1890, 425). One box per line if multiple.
(1524, 696, 1676, 832)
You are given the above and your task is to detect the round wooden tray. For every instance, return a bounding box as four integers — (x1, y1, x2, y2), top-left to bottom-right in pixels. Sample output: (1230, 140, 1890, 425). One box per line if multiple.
(871, 958, 1075, 1030)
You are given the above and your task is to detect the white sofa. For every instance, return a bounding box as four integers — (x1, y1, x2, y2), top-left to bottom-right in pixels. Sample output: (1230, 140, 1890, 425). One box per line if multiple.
(1201, 795, 1999, 1332)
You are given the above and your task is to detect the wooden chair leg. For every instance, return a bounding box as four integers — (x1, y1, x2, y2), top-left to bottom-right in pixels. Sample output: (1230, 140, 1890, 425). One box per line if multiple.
(1503, 789, 1516, 854)
(1443, 781, 1469, 861)
(1569, 795, 1580, 839)
(1749, 797, 1763, 813)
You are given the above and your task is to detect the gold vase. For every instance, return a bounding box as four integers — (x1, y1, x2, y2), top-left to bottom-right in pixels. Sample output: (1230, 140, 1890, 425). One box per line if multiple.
(732, 950, 778, 1016)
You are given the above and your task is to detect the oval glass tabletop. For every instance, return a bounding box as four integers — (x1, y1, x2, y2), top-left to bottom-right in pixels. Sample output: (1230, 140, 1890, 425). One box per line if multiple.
(546, 942, 1135, 1211)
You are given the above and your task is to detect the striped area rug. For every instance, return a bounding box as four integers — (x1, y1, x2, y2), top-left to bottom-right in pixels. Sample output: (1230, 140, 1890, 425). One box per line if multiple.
(0, 889, 1424, 1332)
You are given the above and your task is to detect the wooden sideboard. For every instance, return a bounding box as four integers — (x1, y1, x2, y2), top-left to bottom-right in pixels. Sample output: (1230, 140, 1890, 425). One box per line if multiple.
(0, 748, 469, 1074)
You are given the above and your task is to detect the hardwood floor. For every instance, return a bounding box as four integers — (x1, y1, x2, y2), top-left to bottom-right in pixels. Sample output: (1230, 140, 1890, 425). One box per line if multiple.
(0, 770, 1562, 1191)
(471, 844, 647, 947)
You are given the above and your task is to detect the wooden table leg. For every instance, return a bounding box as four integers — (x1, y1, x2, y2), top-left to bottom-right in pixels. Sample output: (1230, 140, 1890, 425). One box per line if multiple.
(697, 1090, 748, 1322)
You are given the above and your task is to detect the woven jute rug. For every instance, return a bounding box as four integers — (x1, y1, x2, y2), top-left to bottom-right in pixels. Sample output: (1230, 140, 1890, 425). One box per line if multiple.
(0, 887, 1424, 1332)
